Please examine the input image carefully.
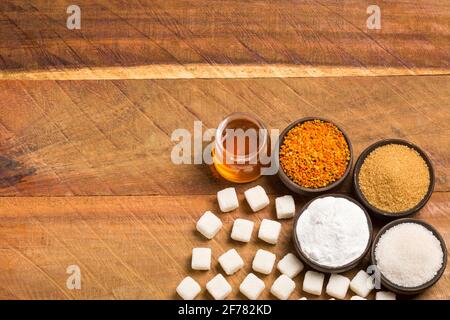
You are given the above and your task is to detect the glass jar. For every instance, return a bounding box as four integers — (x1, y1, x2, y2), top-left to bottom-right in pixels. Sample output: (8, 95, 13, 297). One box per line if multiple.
(212, 112, 268, 183)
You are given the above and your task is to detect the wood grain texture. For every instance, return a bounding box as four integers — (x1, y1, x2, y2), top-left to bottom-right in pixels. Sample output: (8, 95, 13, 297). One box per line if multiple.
(1, 0, 449, 302)
(0, 76, 448, 299)
(0, 76, 449, 196)
(0, 0, 449, 79)
(0, 193, 448, 300)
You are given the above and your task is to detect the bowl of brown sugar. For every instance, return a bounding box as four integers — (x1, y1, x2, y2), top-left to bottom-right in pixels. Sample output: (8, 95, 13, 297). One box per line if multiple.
(353, 139, 435, 219)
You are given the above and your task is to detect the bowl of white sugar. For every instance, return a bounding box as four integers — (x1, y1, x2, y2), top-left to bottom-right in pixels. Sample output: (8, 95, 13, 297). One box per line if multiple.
(371, 219, 447, 295)
(293, 195, 373, 273)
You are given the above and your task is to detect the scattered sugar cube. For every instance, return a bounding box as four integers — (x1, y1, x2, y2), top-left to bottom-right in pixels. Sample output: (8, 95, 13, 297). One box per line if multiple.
(376, 291, 396, 300)
(206, 274, 232, 300)
(298, 297, 307, 300)
(218, 249, 244, 275)
(252, 249, 276, 275)
(326, 274, 350, 300)
(244, 185, 270, 212)
(217, 187, 239, 212)
(277, 253, 304, 278)
(275, 195, 296, 219)
(303, 271, 325, 296)
(270, 274, 296, 300)
(191, 248, 211, 271)
(176, 276, 201, 300)
(239, 273, 265, 300)
(231, 219, 254, 243)
(350, 295, 367, 300)
(196, 211, 222, 239)
(350, 270, 374, 298)
(258, 219, 282, 244)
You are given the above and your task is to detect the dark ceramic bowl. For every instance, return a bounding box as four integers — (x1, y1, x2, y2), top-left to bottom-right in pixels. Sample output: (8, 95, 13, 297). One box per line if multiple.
(293, 194, 373, 273)
(371, 218, 447, 295)
(276, 117, 353, 196)
(353, 139, 435, 220)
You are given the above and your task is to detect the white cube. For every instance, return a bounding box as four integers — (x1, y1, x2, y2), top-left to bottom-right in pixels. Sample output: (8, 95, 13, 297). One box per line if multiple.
(258, 219, 281, 244)
(303, 271, 325, 296)
(350, 295, 367, 300)
(206, 274, 232, 300)
(231, 219, 254, 243)
(218, 249, 244, 275)
(191, 248, 211, 271)
(217, 187, 239, 212)
(375, 291, 396, 300)
(277, 253, 304, 278)
(239, 273, 265, 300)
(275, 195, 296, 219)
(252, 249, 276, 275)
(326, 274, 350, 300)
(270, 274, 296, 300)
(350, 270, 374, 298)
(244, 185, 270, 212)
(196, 211, 222, 239)
(176, 276, 201, 300)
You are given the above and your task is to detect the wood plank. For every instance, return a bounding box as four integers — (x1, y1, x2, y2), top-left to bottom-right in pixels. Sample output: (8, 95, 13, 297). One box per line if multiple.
(0, 0, 449, 79)
(0, 76, 449, 196)
(0, 192, 448, 300)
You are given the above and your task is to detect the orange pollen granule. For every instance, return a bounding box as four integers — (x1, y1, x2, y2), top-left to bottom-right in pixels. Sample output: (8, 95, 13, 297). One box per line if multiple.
(279, 120, 350, 189)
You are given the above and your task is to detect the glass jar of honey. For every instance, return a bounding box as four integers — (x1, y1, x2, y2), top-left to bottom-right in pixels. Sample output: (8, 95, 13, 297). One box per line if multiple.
(212, 113, 269, 183)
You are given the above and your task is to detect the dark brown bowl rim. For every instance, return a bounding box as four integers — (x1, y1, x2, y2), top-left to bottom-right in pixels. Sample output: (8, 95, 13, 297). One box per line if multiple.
(276, 117, 353, 195)
(371, 218, 448, 295)
(353, 139, 435, 219)
(293, 194, 373, 273)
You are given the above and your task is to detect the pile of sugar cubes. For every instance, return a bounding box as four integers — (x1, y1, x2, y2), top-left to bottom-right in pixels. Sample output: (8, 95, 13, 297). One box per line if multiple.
(176, 185, 396, 300)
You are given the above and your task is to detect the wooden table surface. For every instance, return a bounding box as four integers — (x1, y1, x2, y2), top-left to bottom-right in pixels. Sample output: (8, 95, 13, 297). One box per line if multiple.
(0, 0, 449, 300)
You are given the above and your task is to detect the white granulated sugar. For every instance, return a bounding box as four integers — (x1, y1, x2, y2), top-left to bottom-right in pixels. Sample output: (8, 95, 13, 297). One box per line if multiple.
(296, 196, 370, 268)
(375, 222, 443, 288)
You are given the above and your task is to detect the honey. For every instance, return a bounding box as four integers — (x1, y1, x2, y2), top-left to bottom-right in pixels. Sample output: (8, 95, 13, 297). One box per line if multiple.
(212, 113, 268, 183)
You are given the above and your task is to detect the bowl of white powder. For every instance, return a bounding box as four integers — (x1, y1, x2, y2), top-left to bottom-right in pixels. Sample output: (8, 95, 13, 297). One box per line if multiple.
(293, 195, 373, 273)
(371, 219, 447, 295)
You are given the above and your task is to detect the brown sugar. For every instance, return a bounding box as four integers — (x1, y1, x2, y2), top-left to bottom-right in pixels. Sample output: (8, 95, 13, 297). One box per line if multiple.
(358, 144, 430, 213)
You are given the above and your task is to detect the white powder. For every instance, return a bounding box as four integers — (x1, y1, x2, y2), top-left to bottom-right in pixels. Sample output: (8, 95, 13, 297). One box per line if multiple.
(296, 196, 370, 268)
(375, 223, 444, 288)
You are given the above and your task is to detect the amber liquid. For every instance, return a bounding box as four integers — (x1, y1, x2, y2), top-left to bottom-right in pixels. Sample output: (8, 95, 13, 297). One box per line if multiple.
(212, 118, 265, 183)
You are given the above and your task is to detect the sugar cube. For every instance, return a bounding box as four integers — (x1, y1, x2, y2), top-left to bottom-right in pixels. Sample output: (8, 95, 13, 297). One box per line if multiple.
(206, 274, 232, 300)
(375, 291, 396, 300)
(303, 271, 325, 296)
(258, 219, 282, 244)
(239, 273, 265, 300)
(277, 253, 304, 278)
(217, 187, 239, 212)
(244, 185, 270, 212)
(326, 274, 350, 300)
(298, 297, 307, 300)
(350, 270, 374, 298)
(218, 249, 244, 275)
(275, 195, 296, 219)
(252, 249, 276, 275)
(350, 295, 367, 300)
(231, 219, 254, 243)
(196, 211, 222, 239)
(191, 248, 211, 271)
(176, 276, 201, 300)
(270, 274, 296, 300)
